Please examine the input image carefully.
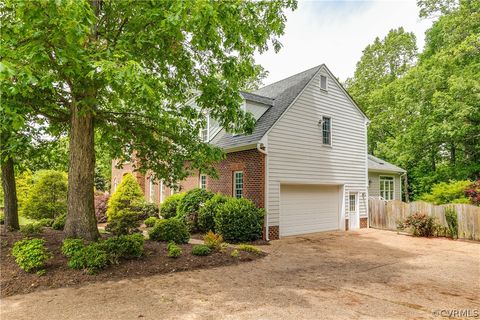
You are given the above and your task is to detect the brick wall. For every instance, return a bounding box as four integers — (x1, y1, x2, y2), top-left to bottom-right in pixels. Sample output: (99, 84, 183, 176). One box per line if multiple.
(360, 217, 368, 228)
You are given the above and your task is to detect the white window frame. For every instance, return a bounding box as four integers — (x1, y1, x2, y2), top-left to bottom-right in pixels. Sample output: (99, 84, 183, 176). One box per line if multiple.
(233, 171, 244, 199)
(113, 178, 118, 192)
(199, 174, 207, 189)
(320, 75, 328, 91)
(321, 116, 332, 146)
(200, 114, 210, 142)
(159, 180, 164, 203)
(349, 193, 357, 213)
(148, 176, 154, 203)
(380, 176, 395, 200)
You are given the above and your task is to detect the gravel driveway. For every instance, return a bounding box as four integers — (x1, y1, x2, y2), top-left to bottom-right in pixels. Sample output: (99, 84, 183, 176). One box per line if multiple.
(2, 229, 479, 319)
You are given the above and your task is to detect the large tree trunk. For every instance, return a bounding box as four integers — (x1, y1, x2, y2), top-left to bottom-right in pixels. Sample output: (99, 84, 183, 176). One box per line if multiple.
(1, 157, 19, 230)
(64, 103, 99, 241)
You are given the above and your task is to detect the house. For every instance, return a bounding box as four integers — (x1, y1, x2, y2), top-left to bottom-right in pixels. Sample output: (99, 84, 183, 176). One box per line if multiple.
(368, 155, 406, 201)
(111, 64, 406, 239)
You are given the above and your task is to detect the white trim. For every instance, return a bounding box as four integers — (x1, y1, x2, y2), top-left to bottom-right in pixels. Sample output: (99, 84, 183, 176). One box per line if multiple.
(320, 115, 333, 146)
(379, 175, 395, 200)
(233, 171, 244, 198)
(148, 176, 154, 203)
(320, 74, 328, 91)
(340, 185, 346, 231)
(199, 174, 207, 189)
(160, 180, 164, 203)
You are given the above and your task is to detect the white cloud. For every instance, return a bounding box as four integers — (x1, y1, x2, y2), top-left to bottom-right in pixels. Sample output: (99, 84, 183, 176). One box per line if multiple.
(254, 0, 434, 85)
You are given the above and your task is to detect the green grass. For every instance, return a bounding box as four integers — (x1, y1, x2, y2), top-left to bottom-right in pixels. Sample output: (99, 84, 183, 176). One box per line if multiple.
(19, 216, 35, 226)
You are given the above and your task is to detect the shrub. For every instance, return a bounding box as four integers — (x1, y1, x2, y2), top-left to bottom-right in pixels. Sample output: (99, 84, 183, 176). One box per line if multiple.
(38, 218, 54, 227)
(61, 239, 85, 258)
(198, 193, 229, 233)
(167, 242, 182, 258)
(237, 244, 261, 254)
(176, 188, 214, 232)
(0, 212, 4, 225)
(160, 193, 184, 219)
(148, 218, 190, 244)
(12, 238, 52, 273)
(203, 231, 224, 250)
(105, 210, 140, 236)
(402, 212, 437, 237)
(144, 216, 158, 228)
(445, 207, 458, 239)
(94, 192, 109, 223)
(99, 233, 144, 263)
(67, 243, 108, 274)
(22, 170, 68, 220)
(214, 198, 264, 242)
(465, 179, 480, 206)
(20, 223, 43, 234)
(106, 173, 144, 221)
(191, 244, 211, 256)
(419, 180, 472, 205)
(136, 202, 159, 220)
(52, 213, 66, 230)
(230, 249, 240, 258)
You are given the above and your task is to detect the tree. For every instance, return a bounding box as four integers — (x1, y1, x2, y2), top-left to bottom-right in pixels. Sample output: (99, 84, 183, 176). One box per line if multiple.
(106, 173, 144, 221)
(1, 0, 296, 240)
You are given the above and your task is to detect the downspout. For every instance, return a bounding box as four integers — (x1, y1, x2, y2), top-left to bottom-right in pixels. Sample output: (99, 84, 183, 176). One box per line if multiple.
(257, 142, 269, 241)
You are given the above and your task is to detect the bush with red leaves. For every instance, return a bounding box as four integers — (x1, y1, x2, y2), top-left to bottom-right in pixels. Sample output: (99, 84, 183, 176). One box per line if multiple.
(465, 179, 480, 206)
(95, 192, 110, 223)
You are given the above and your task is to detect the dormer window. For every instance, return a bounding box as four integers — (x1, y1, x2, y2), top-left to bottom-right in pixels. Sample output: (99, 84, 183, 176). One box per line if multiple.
(320, 75, 328, 91)
(200, 114, 209, 142)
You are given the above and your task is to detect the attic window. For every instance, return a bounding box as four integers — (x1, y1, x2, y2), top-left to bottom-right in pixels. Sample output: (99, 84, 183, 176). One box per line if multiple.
(320, 75, 327, 91)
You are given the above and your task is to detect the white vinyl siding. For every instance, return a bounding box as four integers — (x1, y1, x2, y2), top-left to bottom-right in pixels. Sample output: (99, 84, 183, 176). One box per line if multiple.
(246, 101, 269, 121)
(368, 172, 401, 200)
(267, 68, 368, 228)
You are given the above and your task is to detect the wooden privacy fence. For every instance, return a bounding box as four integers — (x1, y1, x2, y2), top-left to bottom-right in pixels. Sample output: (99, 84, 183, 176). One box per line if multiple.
(368, 199, 480, 241)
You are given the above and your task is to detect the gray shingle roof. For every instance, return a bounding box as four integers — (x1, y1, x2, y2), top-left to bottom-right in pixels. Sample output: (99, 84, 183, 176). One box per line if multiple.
(368, 155, 406, 173)
(211, 65, 323, 149)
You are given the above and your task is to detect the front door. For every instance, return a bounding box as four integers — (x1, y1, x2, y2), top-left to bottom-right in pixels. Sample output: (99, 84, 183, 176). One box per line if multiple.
(348, 193, 359, 229)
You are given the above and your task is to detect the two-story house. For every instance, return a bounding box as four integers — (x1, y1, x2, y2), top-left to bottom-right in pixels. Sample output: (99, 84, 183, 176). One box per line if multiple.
(111, 64, 405, 239)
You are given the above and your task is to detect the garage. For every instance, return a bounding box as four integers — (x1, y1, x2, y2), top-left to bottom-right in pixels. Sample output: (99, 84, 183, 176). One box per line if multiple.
(279, 184, 341, 237)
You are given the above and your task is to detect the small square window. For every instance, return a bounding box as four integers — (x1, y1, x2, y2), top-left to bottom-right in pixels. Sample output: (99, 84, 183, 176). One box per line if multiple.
(233, 171, 243, 198)
(322, 116, 331, 145)
(199, 174, 207, 189)
(349, 194, 357, 212)
(320, 75, 327, 91)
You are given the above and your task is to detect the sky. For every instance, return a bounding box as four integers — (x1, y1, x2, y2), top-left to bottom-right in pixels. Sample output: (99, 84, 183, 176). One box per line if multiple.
(254, 0, 434, 85)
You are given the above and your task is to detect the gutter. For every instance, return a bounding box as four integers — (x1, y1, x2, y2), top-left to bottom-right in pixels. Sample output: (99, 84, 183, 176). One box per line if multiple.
(256, 142, 269, 241)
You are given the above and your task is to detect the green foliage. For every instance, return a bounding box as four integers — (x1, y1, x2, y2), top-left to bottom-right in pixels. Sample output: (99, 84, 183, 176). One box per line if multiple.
(67, 243, 109, 275)
(52, 213, 66, 230)
(214, 198, 264, 242)
(237, 244, 261, 254)
(21, 170, 68, 220)
(144, 216, 158, 228)
(38, 218, 54, 227)
(401, 212, 438, 237)
(12, 238, 52, 273)
(203, 231, 224, 250)
(419, 180, 472, 204)
(444, 207, 458, 239)
(61, 239, 85, 258)
(198, 193, 229, 233)
(230, 249, 240, 258)
(136, 202, 159, 220)
(176, 188, 214, 232)
(160, 193, 185, 219)
(20, 223, 43, 234)
(106, 173, 144, 221)
(166, 242, 182, 258)
(148, 218, 190, 244)
(0, 212, 4, 225)
(105, 211, 140, 236)
(191, 244, 211, 256)
(98, 234, 144, 264)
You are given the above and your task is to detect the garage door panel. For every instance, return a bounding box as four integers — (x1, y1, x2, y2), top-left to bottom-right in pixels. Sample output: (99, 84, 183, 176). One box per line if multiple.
(280, 185, 340, 236)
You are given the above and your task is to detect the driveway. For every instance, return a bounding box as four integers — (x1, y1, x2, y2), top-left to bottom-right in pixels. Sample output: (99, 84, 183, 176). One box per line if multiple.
(2, 229, 479, 319)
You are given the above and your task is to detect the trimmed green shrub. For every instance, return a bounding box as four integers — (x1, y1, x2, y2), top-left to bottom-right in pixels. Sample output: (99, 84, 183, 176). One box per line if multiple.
(420, 180, 471, 205)
(192, 244, 211, 256)
(445, 207, 458, 239)
(198, 193, 229, 233)
(159, 193, 184, 219)
(38, 218, 54, 227)
(98, 233, 144, 263)
(214, 198, 264, 242)
(230, 249, 240, 258)
(148, 218, 190, 244)
(176, 188, 214, 232)
(144, 216, 158, 228)
(67, 243, 108, 274)
(203, 231, 224, 250)
(167, 242, 182, 258)
(20, 223, 43, 234)
(61, 239, 85, 258)
(12, 238, 52, 273)
(105, 210, 140, 236)
(52, 213, 66, 230)
(237, 244, 261, 254)
(22, 170, 68, 220)
(136, 202, 159, 220)
(401, 212, 437, 237)
(106, 173, 144, 221)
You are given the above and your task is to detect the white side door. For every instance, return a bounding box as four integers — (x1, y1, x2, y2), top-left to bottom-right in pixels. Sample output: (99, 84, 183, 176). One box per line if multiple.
(348, 192, 359, 229)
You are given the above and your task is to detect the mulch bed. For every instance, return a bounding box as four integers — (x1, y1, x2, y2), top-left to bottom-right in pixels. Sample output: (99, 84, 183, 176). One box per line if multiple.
(0, 227, 266, 298)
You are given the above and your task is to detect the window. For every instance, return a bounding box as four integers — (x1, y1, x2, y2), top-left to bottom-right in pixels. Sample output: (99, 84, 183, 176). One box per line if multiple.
(349, 194, 357, 213)
(113, 178, 118, 192)
(199, 174, 207, 189)
(320, 75, 327, 91)
(233, 171, 243, 198)
(159, 180, 164, 203)
(380, 176, 394, 200)
(322, 116, 331, 145)
(148, 176, 154, 202)
(200, 115, 209, 142)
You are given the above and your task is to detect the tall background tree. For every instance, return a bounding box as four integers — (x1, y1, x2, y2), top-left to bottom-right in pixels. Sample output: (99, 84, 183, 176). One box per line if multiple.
(1, 0, 297, 240)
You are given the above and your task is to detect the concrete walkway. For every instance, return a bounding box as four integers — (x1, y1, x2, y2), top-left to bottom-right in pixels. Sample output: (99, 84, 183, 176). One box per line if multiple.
(2, 229, 479, 319)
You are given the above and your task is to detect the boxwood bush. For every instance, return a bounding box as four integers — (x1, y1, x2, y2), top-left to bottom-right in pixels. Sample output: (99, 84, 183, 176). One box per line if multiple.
(67, 243, 109, 274)
(176, 188, 214, 232)
(167, 242, 182, 258)
(198, 193, 229, 233)
(191, 244, 211, 256)
(159, 193, 184, 219)
(214, 198, 264, 242)
(12, 238, 52, 273)
(143, 216, 158, 228)
(148, 218, 190, 244)
(99, 233, 144, 263)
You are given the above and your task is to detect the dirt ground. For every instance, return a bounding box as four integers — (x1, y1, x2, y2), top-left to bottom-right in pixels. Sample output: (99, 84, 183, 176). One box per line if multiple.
(1, 229, 479, 320)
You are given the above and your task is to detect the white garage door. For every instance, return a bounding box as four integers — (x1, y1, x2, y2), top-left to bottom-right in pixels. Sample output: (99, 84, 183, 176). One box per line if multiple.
(280, 184, 340, 236)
